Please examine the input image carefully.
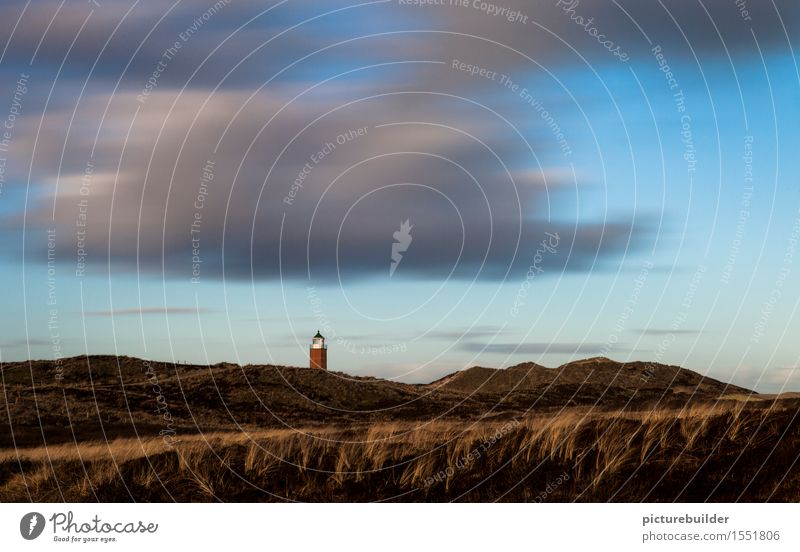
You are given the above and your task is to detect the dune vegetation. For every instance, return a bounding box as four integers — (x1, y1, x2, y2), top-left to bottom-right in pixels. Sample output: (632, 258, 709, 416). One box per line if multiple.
(2, 400, 799, 502)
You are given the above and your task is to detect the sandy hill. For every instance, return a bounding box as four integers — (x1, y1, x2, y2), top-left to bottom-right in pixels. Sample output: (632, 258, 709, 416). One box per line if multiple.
(1, 355, 756, 448)
(429, 357, 752, 398)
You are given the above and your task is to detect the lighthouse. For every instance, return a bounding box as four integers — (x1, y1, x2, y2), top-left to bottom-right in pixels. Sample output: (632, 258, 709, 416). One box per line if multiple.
(309, 331, 327, 370)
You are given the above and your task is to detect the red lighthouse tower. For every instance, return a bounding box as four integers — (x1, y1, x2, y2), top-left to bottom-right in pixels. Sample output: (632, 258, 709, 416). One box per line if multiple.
(309, 331, 327, 370)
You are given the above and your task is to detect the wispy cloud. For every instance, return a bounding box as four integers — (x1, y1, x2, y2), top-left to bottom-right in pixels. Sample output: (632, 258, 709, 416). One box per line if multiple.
(631, 328, 702, 336)
(1, 338, 51, 348)
(458, 342, 622, 355)
(81, 307, 213, 317)
(425, 326, 512, 340)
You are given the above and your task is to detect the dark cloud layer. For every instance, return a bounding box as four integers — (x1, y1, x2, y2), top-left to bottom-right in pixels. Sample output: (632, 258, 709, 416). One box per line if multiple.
(1, 0, 794, 282)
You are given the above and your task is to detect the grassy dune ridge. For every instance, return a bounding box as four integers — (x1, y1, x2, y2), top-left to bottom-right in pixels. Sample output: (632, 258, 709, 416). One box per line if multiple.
(3, 401, 799, 502)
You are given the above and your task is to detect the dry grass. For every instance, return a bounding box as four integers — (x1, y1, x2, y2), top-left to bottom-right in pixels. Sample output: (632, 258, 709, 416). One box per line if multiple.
(1, 401, 799, 502)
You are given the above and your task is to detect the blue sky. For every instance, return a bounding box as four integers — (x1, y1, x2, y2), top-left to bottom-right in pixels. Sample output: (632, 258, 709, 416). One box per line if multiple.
(0, 0, 798, 391)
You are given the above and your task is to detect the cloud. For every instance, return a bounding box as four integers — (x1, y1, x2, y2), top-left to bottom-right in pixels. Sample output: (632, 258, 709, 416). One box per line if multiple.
(81, 307, 213, 317)
(458, 342, 619, 354)
(631, 328, 702, 336)
(425, 325, 512, 340)
(6, 83, 652, 283)
(1, 338, 51, 348)
(1, 0, 794, 283)
(3, 0, 793, 78)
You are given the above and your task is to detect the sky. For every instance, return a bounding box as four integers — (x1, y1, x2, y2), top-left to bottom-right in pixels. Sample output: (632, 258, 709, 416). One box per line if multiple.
(0, 0, 798, 391)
